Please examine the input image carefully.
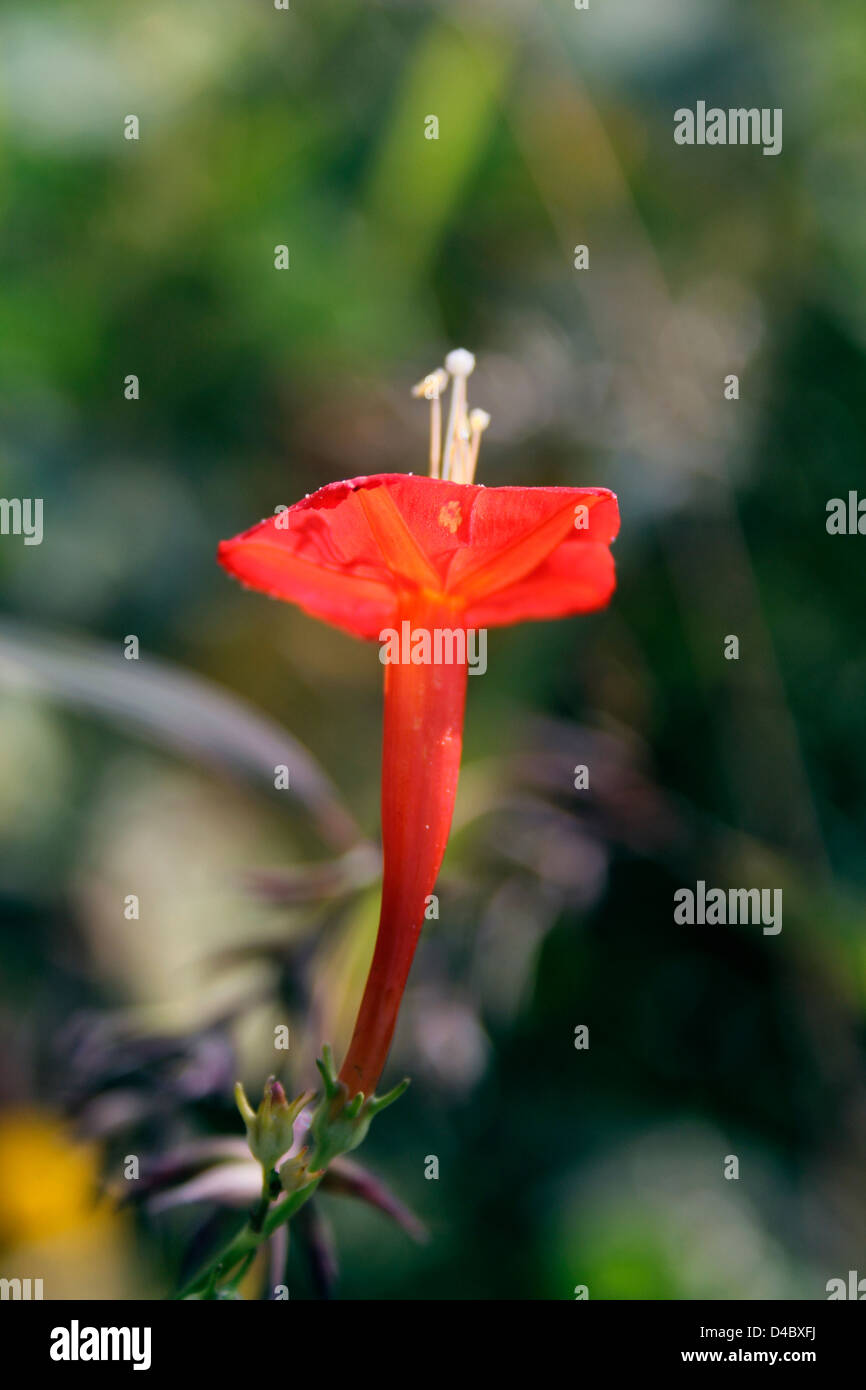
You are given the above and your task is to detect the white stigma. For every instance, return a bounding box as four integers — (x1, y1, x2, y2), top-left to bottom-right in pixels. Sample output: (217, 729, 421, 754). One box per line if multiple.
(444, 348, 475, 378)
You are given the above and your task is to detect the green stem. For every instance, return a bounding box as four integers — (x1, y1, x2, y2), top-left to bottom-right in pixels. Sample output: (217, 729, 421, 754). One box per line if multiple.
(174, 1175, 323, 1300)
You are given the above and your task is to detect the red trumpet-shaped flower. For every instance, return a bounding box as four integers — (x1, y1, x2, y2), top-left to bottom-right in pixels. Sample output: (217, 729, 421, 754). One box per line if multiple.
(219, 350, 619, 1099)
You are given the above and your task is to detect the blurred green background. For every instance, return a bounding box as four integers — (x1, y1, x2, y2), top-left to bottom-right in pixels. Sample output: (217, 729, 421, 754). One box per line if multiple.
(1, 0, 865, 1300)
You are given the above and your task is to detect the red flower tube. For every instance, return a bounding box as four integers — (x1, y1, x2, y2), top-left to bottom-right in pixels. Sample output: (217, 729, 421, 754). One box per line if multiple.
(219, 351, 619, 1098)
(340, 591, 467, 1096)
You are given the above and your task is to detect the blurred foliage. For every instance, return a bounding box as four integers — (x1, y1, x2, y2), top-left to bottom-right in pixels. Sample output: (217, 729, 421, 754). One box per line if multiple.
(1, 0, 866, 1299)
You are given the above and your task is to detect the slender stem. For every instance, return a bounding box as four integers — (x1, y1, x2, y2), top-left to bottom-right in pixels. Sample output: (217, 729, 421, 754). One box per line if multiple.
(175, 1176, 323, 1299)
(227, 1249, 257, 1291)
(249, 1171, 275, 1234)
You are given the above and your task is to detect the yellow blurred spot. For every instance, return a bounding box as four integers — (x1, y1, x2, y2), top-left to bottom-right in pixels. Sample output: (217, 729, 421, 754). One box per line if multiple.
(0, 1110, 110, 1248)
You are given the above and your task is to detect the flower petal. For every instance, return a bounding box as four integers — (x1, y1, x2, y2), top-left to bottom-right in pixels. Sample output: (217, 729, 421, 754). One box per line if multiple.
(445, 486, 618, 604)
(464, 541, 617, 628)
(218, 475, 619, 638)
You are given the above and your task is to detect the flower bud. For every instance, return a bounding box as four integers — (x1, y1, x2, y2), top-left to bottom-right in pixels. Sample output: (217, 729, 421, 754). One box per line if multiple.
(234, 1077, 310, 1174)
(278, 1148, 317, 1196)
(307, 1044, 409, 1170)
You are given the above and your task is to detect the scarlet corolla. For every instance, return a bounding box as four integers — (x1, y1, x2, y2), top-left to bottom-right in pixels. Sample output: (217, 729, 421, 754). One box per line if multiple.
(219, 351, 619, 1099)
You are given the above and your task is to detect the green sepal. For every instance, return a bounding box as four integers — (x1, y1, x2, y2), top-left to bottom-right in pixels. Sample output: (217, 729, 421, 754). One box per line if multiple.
(308, 1044, 409, 1170)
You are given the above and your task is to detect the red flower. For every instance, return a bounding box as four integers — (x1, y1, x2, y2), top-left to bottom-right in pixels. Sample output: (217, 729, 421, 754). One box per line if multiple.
(219, 352, 619, 1098)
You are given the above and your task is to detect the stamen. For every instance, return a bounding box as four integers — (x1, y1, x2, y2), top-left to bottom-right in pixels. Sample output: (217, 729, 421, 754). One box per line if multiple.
(448, 422, 469, 486)
(415, 350, 490, 484)
(412, 368, 449, 478)
(466, 408, 490, 484)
